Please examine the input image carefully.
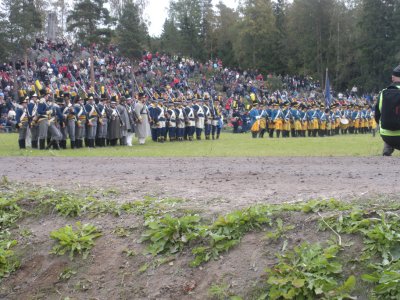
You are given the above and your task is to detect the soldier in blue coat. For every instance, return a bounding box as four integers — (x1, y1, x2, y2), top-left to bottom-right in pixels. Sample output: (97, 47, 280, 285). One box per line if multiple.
(148, 99, 158, 142)
(16, 97, 29, 149)
(57, 97, 67, 149)
(154, 100, 166, 142)
(36, 96, 50, 149)
(27, 93, 39, 148)
(166, 102, 177, 141)
(211, 98, 222, 140)
(184, 99, 196, 141)
(85, 95, 100, 148)
(74, 95, 87, 148)
(96, 95, 108, 147)
(175, 101, 186, 141)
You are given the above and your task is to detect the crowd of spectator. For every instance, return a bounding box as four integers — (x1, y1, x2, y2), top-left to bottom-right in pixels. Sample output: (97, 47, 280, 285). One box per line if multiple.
(0, 38, 374, 135)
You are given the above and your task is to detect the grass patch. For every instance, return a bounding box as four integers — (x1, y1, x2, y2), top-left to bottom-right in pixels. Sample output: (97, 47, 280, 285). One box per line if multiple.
(0, 132, 389, 157)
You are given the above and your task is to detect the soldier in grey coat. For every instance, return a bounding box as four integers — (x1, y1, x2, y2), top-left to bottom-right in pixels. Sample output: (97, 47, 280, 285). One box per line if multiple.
(117, 97, 130, 146)
(96, 95, 108, 147)
(134, 93, 150, 145)
(107, 97, 121, 146)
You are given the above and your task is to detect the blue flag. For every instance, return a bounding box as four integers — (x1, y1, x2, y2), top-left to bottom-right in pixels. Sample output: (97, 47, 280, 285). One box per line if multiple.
(325, 69, 331, 107)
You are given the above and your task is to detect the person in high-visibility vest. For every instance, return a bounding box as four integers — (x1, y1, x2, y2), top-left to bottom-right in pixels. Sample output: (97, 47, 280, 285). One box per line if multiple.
(375, 65, 400, 156)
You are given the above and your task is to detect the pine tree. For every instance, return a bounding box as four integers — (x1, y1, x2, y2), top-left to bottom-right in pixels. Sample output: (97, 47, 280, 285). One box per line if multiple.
(160, 19, 181, 55)
(67, 0, 112, 89)
(2, 0, 43, 94)
(116, 0, 147, 94)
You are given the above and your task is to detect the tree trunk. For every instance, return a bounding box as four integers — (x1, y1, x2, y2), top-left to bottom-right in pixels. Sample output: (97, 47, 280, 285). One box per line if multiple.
(90, 45, 95, 90)
(24, 49, 28, 82)
(12, 57, 18, 101)
(252, 39, 256, 67)
(131, 59, 136, 98)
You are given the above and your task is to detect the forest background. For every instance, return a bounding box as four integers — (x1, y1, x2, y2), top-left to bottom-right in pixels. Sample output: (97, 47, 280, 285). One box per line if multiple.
(0, 0, 399, 94)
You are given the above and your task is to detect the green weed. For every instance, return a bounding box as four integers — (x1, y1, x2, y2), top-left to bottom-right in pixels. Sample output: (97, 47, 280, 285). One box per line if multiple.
(263, 242, 356, 299)
(0, 197, 23, 230)
(302, 198, 351, 213)
(191, 206, 272, 267)
(265, 218, 295, 241)
(141, 214, 202, 255)
(0, 232, 19, 279)
(50, 222, 102, 260)
(362, 260, 400, 299)
(208, 282, 230, 299)
(58, 268, 77, 281)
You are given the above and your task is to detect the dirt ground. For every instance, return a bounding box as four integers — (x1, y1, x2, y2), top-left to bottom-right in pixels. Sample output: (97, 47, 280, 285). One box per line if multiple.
(0, 156, 399, 300)
(1, 156, 399, 210)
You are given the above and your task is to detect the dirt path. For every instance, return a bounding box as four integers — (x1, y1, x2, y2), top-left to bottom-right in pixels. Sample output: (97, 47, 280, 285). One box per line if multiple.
(1, 157, 399, 211)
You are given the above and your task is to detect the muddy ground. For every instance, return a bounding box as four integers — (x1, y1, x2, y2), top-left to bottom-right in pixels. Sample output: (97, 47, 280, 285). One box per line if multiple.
(0, 157, 399, 300)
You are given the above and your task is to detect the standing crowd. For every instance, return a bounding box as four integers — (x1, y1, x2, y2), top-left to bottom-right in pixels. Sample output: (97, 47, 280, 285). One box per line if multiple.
(0, 38, 379, 150)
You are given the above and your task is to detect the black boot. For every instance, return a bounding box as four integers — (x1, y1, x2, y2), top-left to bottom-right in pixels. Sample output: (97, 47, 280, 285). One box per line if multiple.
(61, 140, 67, 149)
(39, 139, 46, 150)
(53, 141, 60, 150)
(18, 139, 26, 149)
(47, 137, 51, 148)
(71, 140, 75, 149)
(276, 130, 281, 138)
(32, 140, 38, 149)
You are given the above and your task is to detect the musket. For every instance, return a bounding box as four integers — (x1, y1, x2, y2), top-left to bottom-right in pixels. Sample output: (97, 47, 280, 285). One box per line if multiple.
(115, 105, 125, 127)
(70, 73, 88, 98)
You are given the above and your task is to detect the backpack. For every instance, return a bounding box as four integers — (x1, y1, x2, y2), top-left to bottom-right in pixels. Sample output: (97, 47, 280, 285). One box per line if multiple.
(380, 85, 400, 131)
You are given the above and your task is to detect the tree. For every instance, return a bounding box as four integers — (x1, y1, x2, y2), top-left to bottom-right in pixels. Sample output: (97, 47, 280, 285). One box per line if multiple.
(109, 0, 148, 19)
(199, 0, 216, 60)
(115, 0, 147, 95)
(160, 19, 181, 55)
(169, 0, 203, 58)
(356, 0, 397, 91)
(270, 0, 287, 74)
(67, 0, 113, 89)
(2, 0, 43, 94)
(234, 0, 276, 71)
(286, 0, 335, 83)
(214, 2, 239, 67)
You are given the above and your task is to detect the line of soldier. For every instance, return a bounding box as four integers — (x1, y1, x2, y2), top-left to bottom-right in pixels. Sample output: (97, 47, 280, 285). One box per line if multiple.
(147, 94, 223, 143)
(248, 100, 377, 138)
(15, 89, 224, 149)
